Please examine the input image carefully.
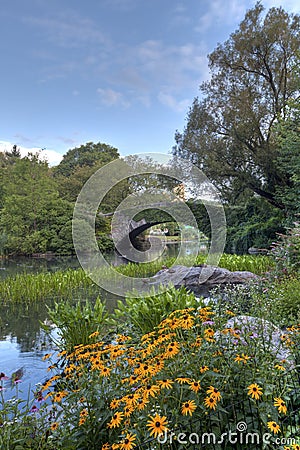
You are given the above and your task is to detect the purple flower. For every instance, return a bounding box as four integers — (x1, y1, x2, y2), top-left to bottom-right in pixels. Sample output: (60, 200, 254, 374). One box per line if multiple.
(30, 405, 39, 413)
(0, 372, 9, 381)
(202, 321, 215, 326)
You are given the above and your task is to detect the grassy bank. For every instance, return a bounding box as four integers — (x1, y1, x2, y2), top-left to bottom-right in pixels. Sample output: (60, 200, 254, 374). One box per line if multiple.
(0, 254, 274, 304)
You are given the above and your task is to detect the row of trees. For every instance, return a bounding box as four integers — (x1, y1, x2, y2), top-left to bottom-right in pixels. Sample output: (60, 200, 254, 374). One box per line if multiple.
(0, 142, 121, 255)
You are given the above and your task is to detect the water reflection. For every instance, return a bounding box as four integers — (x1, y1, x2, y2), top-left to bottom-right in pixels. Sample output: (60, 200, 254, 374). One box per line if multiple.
(0, 241, 202, 400)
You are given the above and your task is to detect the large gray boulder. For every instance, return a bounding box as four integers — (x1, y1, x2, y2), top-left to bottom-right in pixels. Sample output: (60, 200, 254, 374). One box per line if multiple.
(220, 315, 293, 365)
(150, 264, 258, 296)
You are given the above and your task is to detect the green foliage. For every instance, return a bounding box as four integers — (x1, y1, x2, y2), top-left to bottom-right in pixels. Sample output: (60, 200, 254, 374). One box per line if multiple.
(0, 380, 56, 449)
(224, 198, 285, 254)
(0, 269, 95, 304)
(275, 95, 300, 218)
(45, 297, 109, 352)
(0, 153, 73, 255)
(270, 221, 300, 274)
(263, 275, 300, 327)
(53, 141, 119, 178)
(43, 303, 300, 449)
(112, 285, 197, 335)
(173, 4, 300, 210)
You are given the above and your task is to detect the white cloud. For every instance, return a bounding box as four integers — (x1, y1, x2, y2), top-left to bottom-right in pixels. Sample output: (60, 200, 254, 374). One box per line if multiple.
(96, 88, 130, 108)
(0, 141, 63, 166)
(157, 92, 191, 113)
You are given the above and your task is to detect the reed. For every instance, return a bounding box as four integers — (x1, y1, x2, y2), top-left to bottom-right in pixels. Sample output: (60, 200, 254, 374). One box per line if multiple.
(0, 254, 273, 304)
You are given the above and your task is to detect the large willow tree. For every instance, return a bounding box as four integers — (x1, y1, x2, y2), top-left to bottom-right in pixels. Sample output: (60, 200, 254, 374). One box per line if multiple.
(173, 3, 300, 211)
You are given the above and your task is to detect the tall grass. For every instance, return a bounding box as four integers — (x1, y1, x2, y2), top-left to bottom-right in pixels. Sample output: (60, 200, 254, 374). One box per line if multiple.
(0, 269, 96, 304)
(0, 254, 273, 304)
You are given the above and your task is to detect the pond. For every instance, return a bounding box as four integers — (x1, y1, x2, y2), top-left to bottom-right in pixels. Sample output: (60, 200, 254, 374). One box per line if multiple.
(0, 241, 202, 402)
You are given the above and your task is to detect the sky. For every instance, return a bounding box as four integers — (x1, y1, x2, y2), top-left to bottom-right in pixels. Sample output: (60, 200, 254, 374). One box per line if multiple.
(0, 0, 299, 166)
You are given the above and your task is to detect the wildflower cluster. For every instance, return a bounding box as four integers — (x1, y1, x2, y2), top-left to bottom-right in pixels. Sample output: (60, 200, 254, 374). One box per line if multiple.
(43, 307, 300, 449)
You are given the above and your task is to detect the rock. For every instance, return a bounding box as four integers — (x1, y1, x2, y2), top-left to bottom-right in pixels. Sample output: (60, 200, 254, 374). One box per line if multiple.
(220, 315, 293, 365)
(150, 265, 258, 296)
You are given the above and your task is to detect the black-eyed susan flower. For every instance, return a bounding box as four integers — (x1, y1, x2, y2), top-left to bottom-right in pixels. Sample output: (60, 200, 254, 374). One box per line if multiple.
(291, 444, 300, 450)
(142, 384, 160, 399)
(42, 353, 52, 361)
(200, 365, 209, 373)
(267, 421, 281, 434)
(101, 443, 110, 450)
(181, 400, 197, 416)
(158, 379, 173, 389)
(50, 422, 59, 431)
(88, 331, 100, 339)
(234, 353, 250, 364)
(80, 408, 88, 418)
(204, 395, 217, 410)
(123, 405, 134, 417)
(275, 364, 286, 371)
(274, 397, 287, 414)
(108, 412, 124, 428)
(147, 414, 168, 438)
(165, 341, 180, 357)
(188, 380, 201, 393)
(179, 314, 194, 329)
(100, 366, 111, 377)
(119, 432, 136, 450)
(53, 390, 68, 402)
(176, 377, 191, 384)
(247, 383, 263, 400)
(110, 398, 121, 409)
(206, 386, 222, 401)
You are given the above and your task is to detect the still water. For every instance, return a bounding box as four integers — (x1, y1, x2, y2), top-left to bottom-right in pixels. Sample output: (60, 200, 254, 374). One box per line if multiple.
(0, 243, 200, 401)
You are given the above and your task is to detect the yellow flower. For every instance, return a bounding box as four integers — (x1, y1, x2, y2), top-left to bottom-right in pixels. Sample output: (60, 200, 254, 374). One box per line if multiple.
(176, 377, 191, 385)
(291, 444, 300, 450)
(100, 366, 111, 377)
(53, 390, 68, 403)
(165, 341, 180, 358)
(247, 383, 263, 400)
(267, 421, 281, 434)
(79, 417, 86, 426)
(89, 331, 100, 339)
(142, 384, 160, 399)
(119, 432, 136, 450)
(80, 408, 88, 418)
(158, 379, 173, 389)
(178, 314, 194, 329)
(108, 412, 124, 428)
(235, 353, 250, 364)
(275, 364, 286, 371)
(181, 400, 197, 416)
(274, 397, 287, 414)
(50, 422, 58, 431)
(42, 353, 52, 361)
(110, 398, 121, 409)
(200, 365, 209, 373)
(204, 395, 217, 410)
(206, 386, 222, 401)
(188, 380, 201, 393)
(147, 414, 168, 438)
(102, 444, 110, 450)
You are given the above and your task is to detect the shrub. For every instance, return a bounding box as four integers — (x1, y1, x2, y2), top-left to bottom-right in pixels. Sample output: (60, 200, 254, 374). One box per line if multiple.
(43, 303, 300, 450)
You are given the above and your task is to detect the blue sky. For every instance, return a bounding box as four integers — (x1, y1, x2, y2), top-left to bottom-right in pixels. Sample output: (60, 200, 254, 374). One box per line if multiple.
(0, 0, 299, 165)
